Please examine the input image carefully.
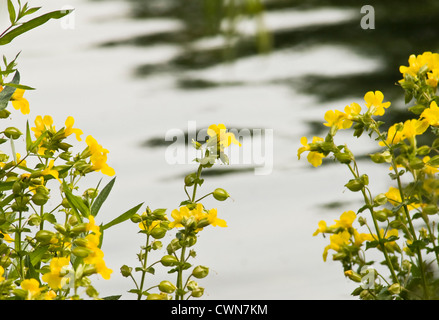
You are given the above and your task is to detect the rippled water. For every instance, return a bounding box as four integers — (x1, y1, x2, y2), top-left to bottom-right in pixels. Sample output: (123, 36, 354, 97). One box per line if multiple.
(1, 0, 438, 299)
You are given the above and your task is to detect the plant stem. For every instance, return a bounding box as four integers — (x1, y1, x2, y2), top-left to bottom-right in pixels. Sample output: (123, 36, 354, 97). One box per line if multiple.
(137, 234, 150, 300)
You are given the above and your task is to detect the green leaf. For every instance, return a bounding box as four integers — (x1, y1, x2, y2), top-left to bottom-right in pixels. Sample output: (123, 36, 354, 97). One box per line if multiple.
(102, 202, 143, 230)
(29, 245, 49, 266)
(62, 181, 90, 218)
(7, 0, 16, 24)
(0, 71, 19, 110)
(25, 121, 32, 151)
(0, 9, 74, 46)
(102, 295, 122, 300)
(2, 82, 35, 90)
(91, 177, 116, 217)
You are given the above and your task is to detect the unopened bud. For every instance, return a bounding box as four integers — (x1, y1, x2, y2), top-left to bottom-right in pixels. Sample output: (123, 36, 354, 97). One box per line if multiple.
(4, 127, 22, 140)
(388, 283, 401, 295)
(120, 265, 132, 277)
(159, 280, 177, 293)
(184, 173, 197, 187)
(31, 192, 49, 206)
(344, 270, 362, 283)
(213, 188, 230, 201)
(72, 246, 93, 258)
(35, 230, 55, 243)
(161, 255, 179, 267)
(150, 227, 167, 239)
(192, 265, 209, 279)
(191, 287, 204, 298)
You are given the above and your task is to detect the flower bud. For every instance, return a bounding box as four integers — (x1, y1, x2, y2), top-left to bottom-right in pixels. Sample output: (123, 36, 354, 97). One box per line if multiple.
(72, 246, 93, 258)
(344, 270, 362, 283)
(373, 193, 387, 206)
(167, 238, 181, 254)
(120, 265, 132, 277)
(344, 179, 364, 192)
(0, 109, 11, 119)
(146, 293, 166, 300)
(61, 198, 71, 208)
(187, 280, 198, 291)
(35, 230, 55, 243)
(423, 204, 438, 215)
(184, 173, 197, 187)
(71, 223, 87, 234)
(161, 255, 179, 267)
(370, 150, 391, 163)
(159, 280, 176, 293)
(130, 214, 142, 223)
(191, 287, 204, 298)
(373, 210, 388, 222)
(4, 127, 22, 140)
(28, 214, 42, 226)
(388, 283, 401, 295)
(213, 188, 230, 201)
(73, 238, 88, 247)
(54, 224, 67, 234)
(150, 227, 167, 239)
(196, 217, 210, 229)
(31, 192, 49, 206)
(192, 265, 209, 279)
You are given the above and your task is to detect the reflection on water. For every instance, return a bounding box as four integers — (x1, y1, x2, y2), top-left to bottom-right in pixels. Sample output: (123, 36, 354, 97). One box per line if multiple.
(4, 0, 439, 299)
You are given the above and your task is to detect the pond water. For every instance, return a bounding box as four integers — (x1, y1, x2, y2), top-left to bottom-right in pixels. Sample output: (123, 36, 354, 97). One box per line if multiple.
(1, 0, 438, 299)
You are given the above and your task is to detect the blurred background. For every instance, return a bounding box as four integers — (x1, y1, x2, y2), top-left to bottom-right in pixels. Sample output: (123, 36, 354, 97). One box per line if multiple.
(1, 0, 439, 299)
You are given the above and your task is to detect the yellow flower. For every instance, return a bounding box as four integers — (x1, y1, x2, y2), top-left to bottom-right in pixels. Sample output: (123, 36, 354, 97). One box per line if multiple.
(379, 123, 405, 146)
(64, 116, 83, 141)
(206, 208, 227, 227)
(1, 231, 13, 243)
(11, 89, 30, 115)
(331, 210, 356, 229)
(0, 266, 5, 282)
(139, 220, 161, 231)
(401, 118, 429, 139)
(385, 186, 420, 211)
(353, 230, 375, 246)
(323, 109, 350, 129)
(21, 278, 43, 300)
(41, 159, 61, 182)
(364, 91, 391, 116)
(312, 220, 328, 236)
(322, 230, 350, 261)
(207, 124, 241, 148)
(31, 115, 55, 139)
(85, 135, 115, 176)
(421, 101, 439, 126)
(400, 52, 439, 79)
(423, 156, 439, 175)
(41, 257, 70, 289)
(427, 68, 439, 87)
(297, 136, 325, 167)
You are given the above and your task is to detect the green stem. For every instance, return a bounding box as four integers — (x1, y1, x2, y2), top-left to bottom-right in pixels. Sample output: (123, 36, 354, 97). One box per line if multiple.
(191, 165, 203, 203)
(176, 243, 187, 300)
(346, 163, 399, 284)
(137, 234, 150, 300)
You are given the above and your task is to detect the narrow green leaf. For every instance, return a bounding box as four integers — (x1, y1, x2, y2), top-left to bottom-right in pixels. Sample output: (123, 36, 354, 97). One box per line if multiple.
(62, 181, 90, 218)
(7, 0, 16, 24)
(91, 177, 116, 217)
(0, 71, 19, 110)
(102, 203, 143, 230)
(23, 7, 42, 17)
(0, 181, 14, 192)
(0, 9, 74, 46)
(25, 121, 32, 151)
(2, 82, 35, 90)
(29, 245, 49, 266)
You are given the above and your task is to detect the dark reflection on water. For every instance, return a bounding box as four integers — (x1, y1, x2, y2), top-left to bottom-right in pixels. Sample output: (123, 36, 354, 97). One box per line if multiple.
(101, 0, 439, 105)
(96, 0, 439, 175)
